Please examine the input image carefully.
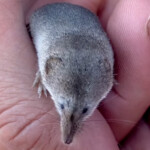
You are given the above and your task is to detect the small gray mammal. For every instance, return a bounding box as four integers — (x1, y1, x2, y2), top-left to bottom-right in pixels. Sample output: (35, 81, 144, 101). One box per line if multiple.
(29, 2, 114, 145)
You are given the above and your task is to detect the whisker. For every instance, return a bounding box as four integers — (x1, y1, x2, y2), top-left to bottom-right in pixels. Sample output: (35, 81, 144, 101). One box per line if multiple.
(84, 119, 137, 126)
(39, 122, 59, 127)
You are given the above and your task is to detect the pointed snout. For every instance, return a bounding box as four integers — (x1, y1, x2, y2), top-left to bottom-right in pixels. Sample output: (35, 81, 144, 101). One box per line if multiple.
(64, 131, 74, 144)
(61, 116, 77, 144)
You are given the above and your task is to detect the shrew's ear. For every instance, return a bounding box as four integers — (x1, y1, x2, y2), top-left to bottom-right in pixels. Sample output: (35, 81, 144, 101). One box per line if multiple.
(45, 57, 63, 75)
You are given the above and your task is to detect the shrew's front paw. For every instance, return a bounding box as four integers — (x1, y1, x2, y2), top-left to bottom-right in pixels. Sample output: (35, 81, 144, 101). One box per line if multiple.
(33, 70, 48, 98)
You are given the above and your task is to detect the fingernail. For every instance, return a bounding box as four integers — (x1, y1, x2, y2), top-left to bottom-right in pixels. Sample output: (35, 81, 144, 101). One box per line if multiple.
(147, 16, 150, 36)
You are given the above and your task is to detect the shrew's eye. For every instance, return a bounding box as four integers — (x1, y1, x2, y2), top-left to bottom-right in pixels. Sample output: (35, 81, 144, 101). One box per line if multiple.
(60, 104, 64, 110)
(82, 108, 88, 114)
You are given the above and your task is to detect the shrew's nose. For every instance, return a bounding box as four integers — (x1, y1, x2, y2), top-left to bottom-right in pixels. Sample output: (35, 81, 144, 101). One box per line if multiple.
(70, 114, 74, 122)
(65, 136, 73, 144)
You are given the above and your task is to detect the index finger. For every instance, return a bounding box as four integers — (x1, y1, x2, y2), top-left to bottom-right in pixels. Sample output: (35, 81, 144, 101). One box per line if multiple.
(99, 0, 150, 141)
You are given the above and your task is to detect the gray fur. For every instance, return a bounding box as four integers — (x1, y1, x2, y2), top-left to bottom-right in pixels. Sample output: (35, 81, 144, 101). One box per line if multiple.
(30, 3, 114, 144)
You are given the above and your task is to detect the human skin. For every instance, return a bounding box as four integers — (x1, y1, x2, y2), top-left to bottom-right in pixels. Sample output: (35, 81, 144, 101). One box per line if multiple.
(0, 0, 149, 150)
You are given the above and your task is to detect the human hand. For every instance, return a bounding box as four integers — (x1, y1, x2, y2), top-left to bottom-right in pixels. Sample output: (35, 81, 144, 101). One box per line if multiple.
(0, 0, 149, 150)
(99, 0, 150, 149)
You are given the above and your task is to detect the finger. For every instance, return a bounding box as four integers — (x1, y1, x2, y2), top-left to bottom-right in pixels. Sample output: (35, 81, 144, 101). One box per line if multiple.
(119, 118, 150, 150)
(72, 111, 119, 150)
(99, 0, 150, 141)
